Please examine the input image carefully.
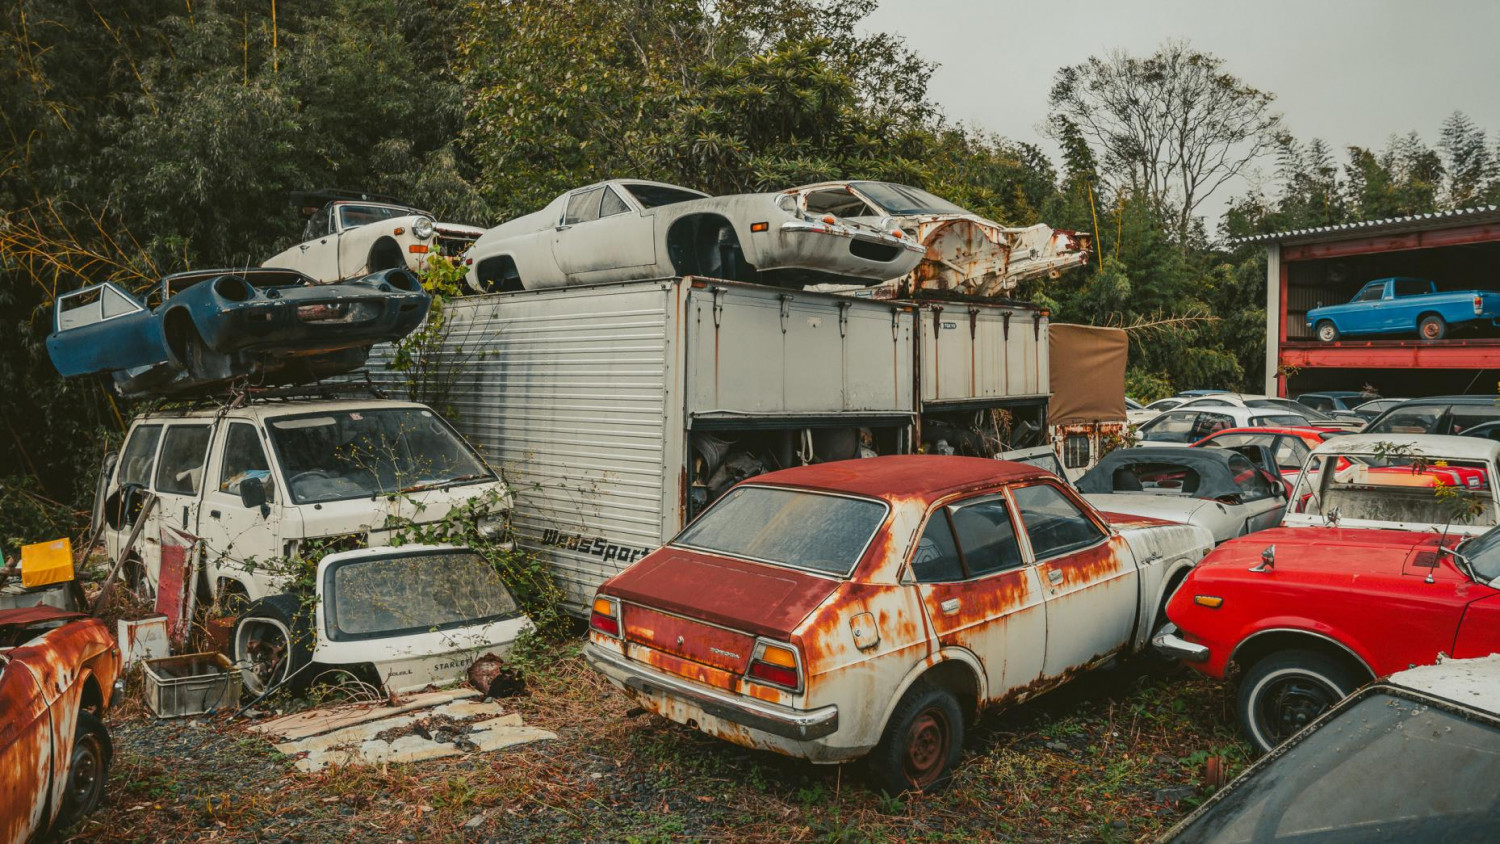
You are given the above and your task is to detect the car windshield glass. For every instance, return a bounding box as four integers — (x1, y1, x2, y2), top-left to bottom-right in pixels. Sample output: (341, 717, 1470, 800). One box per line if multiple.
(853, 182, 968, 215)
(623, 183, 705, 208)
(327, 551, 519, 638)
(673, 486, 887, 576)
(1368, 405, 1445, 434)
(265, 408, 491, 504)
(1288, 453, 1497, 528)
(1255, 414, 1312, 427)
(338, 204, 418, 230)
(1172, 690, 1500, 844)
(1248, 398, 1333, 421)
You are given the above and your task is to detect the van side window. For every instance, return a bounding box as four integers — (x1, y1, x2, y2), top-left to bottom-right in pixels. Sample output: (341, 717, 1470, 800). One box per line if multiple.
(949, 497, 1024, 576)
(154, 425, 212, 495)
(911, 511, 964, 583)
(220, 423, 275, 502)
(119, 424, 163, 487)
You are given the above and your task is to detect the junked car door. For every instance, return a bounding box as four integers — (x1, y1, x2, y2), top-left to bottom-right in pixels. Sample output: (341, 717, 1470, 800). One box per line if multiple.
(103, 423, 165, 581)
(910, 494, 1047, 696)
(1013, 482, 1137, 679)
(144, 422, 214, 589)
(295, 206, 341, 280)
(552, 185, 657, 280)
(197, 421, 282, 599)
(48, 283, 161, 376)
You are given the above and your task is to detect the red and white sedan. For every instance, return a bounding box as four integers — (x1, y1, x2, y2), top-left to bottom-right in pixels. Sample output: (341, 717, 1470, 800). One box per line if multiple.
(585, 456, 1212, 793)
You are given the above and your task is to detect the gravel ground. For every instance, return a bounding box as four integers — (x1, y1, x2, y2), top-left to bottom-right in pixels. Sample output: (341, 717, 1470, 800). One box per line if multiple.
(69, 640, 1250, 842)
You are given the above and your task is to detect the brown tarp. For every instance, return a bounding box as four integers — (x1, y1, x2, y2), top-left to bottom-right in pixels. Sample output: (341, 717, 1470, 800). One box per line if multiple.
(1049, 323, 1127, 424)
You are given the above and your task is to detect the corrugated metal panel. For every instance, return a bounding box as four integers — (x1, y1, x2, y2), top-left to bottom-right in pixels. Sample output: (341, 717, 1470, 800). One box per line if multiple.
(1231, 205, 1500, 246)
(1284, 286, 1329, 340)
(375, 281, 682, 609)
(918, 303, 1048, 405)
(683, 283, 914, 417)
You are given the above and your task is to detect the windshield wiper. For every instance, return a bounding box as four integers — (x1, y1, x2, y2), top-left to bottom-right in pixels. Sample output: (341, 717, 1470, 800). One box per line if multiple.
(398, 473, 490, 494)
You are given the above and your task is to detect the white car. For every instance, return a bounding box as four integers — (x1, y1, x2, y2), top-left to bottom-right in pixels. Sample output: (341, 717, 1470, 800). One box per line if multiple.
(462, 179, 925, 294)
(1135, 406, 1315, 445)
(1174, 393, 1363, 430)
(1077, 447, 1287, 543)
(264, 194, 483, 282)
(1126, 397, 1159, 427)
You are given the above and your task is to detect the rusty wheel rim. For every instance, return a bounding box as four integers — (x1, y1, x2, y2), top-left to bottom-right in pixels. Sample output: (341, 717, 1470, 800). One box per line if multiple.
(902, 708, 951, 788)
(1422, 322, 1440, 340)
(68, 733, 105, 810)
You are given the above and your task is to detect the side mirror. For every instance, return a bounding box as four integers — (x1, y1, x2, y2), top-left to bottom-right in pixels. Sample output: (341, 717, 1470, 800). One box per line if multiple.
(239, 476, 269, 514)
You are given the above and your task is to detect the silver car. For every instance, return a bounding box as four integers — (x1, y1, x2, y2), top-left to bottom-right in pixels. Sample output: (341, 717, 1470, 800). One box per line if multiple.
(463, 179, 925, 293)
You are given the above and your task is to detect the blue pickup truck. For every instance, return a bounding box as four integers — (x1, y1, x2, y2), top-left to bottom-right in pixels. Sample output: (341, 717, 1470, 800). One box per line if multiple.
(1306, 277, 1500, 342)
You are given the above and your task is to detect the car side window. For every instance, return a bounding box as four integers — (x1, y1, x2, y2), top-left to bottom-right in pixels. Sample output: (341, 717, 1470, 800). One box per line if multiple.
(599, 187, 630, 218)
(1393, 279, 1430, 297)
(1356, 282, 1385, 302)
(1013, 484, 1106, 560)
(1368, 405, 1443, 434)
(911, 511, 964, 583)
(1273, 436, 1311, 470)
(1301, 396, 1332, 411)
(563, 188, 605, 225)
(1141, 411, 1199, 442)
(1447, 407, 1500, 437)
(219, 423, 275, 503)
(119, 424, 163, 487)
(1229, 454, 1274, 502)
(949, 497, 1024, 576)
(1191, 412, 1234, 440)
(154, 425, 212, 495)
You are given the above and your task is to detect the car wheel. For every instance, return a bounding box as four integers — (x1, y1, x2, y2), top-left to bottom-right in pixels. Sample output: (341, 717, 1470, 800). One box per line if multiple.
(1419, 314, 1446, 341)
(54, 710, 112, 831)
(1315, 321, 1339, 342)
(867, 680, 964, 795)
(1237, 649, 1359, 753)
(232, 594, 314, 698)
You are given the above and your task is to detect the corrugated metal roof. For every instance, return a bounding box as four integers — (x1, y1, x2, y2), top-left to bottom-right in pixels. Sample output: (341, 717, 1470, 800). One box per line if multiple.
(1230, 204, 1500, 246)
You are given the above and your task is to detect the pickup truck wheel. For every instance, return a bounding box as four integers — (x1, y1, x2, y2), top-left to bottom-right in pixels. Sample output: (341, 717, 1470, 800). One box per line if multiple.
(1315, 320, 1339, 343)
(868, 680, 964, 795)
(1237, 649, 1358, 754)
(55, 710, 111, 830)
(233, 594, 314, 697)
(1419, 314, 1446, 341)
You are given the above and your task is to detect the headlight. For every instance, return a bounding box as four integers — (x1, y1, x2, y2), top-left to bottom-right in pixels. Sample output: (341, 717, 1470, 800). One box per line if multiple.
(774, 193, 801, 217)
(412, 217, 435, 240)
(477, 514, 507, 539)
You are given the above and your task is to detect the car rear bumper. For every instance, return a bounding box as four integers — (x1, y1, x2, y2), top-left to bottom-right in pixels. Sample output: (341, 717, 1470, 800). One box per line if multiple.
(584, 642, 839, 743)
(1151, 623, 1210, 663)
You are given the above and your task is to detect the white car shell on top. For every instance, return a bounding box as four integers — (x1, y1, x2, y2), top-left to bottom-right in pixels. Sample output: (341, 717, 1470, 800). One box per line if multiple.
(1282, 433, 1500, 536)
(462, 179, 926, 294)
(265, 200, 483, 282)
(1174, 393, 1363, 430)
(1136, 406, 1316, 445)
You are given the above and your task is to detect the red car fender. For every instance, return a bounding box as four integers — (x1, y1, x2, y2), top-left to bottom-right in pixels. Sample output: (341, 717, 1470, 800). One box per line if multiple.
(1225, 616, 1379, 676)
(1453, 591, 1500, 660)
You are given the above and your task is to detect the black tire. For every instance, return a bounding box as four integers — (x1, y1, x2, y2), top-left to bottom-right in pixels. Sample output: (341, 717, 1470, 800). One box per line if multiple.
(54, 710, 112, 831)
(1419, 314, 1447, 341)
(866, 680, 965, 795)
(232, 594, 315, 698)
(1315, 320, 1340, 343)
(1237, 648, 1360, 753)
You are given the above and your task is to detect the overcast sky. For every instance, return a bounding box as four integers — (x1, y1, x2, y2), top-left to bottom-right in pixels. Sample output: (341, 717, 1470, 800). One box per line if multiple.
(862, 0, 1500, 227)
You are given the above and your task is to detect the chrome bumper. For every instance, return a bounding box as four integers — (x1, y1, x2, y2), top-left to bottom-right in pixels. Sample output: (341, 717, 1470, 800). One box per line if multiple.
(1151, 623, 1210, 663)
(584, 643, 839, 741)
(779, 220, 926, 253)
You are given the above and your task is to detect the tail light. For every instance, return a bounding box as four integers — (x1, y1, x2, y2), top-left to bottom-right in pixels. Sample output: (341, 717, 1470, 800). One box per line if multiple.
(1476, 295, 1484, 315)
(590, 596, 621, 638)
(746, 639, 802, 692)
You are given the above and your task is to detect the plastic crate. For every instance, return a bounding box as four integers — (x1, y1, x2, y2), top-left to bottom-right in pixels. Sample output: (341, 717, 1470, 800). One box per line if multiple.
(142, 652, 241, 718)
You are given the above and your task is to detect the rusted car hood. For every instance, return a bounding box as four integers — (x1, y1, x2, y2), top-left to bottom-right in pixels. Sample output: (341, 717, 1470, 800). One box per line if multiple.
(601, 547, 840, 639)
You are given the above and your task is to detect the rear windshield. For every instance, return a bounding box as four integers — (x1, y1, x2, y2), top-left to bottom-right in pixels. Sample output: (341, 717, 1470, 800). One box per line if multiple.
(673, 486, 887, 576)
(325, 551, 520, 639)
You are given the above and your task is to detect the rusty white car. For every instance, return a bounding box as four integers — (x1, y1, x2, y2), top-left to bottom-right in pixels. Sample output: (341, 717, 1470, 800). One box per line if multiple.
(1, 608, 121, 841)
(264, 192, 483, 282)
(788, 180, 1091, 297)
(462, 179, 926, 293)
(583, 455, 1212, 793)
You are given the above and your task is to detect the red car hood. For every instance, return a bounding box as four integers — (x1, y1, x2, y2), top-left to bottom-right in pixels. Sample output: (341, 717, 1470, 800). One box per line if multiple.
(1199, 526, 1446, 576)
(601, 546, 840, 640)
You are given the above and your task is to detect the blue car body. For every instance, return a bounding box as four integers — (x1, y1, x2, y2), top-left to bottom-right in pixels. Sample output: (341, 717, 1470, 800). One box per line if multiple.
(47, 267, 430, 397)
(1305, 277, 1500, 341)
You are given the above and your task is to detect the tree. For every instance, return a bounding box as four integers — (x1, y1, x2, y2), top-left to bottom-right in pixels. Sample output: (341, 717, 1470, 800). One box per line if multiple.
(1047, 40, 1281, 243)
(1438, 111, 1491, 207)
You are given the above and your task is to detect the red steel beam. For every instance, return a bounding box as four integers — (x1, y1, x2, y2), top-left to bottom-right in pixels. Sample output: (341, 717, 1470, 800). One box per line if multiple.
(1281, 341, 1500, 370)
(1282, 222, 1500, 261)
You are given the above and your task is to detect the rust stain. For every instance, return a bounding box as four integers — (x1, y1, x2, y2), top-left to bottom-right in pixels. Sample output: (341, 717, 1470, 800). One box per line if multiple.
(623, 604, 755, 675)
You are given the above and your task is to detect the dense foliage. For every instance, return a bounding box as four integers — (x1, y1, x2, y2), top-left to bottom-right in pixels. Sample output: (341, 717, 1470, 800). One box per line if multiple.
(3, 0, 1498, 552)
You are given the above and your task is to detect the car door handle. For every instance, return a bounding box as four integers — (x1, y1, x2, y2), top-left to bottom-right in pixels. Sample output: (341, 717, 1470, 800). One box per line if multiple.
(555, 224, 572, 232)
(1048, 569, 1064, 584)
(939, 598, 961, 615)
(299, 244, 309, 251)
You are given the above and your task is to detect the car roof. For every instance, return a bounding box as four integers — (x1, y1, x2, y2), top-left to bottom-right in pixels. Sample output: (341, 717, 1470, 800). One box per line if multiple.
(131, 398, 434, 422)
(577, 179, 709, 197)
(742, 455, 1049, 503)
(1297, 391, 1365, 398)
(1308, 432, 1500, 460)
(1201, 425, 1331, 438)
(1379, 395, 1498, 407)
(1387, 654, 1500, 715)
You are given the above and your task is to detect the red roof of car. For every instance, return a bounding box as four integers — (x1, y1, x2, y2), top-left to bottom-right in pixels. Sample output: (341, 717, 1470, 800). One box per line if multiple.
(742, 455, 1048, 503)
(1194, 426, 1341, 447)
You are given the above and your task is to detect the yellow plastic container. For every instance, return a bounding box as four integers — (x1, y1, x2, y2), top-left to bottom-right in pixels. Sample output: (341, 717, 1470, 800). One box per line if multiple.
(20, 537, 74, 588)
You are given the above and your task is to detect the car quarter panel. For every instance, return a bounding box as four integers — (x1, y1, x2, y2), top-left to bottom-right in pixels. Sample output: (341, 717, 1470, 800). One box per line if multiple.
(0, 660, 52, 842)
(1452, 590, 1500, 660)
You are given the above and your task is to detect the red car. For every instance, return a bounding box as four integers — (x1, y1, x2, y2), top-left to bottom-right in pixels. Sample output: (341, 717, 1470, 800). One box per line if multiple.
(1, 608, 121, 841)
(1155, 524, 1500, 754)
(1191, 426, 1346, 480)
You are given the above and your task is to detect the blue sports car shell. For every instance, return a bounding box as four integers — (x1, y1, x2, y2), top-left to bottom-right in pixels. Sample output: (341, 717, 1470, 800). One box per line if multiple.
(47, 268, 429, 397)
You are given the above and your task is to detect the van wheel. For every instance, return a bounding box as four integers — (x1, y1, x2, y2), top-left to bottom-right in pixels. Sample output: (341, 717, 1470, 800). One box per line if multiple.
(55, 710, 111, 830)
(233, 594, 314, 697)
(867, 680, 964, 795)
(1419, 314, 1446, 341)
(1237, 649, 1359, 754)
(1315, 321, 1339, 342)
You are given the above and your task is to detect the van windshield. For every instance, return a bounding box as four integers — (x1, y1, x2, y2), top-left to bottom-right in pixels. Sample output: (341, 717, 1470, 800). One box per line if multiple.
(265, 408, 492, 504)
